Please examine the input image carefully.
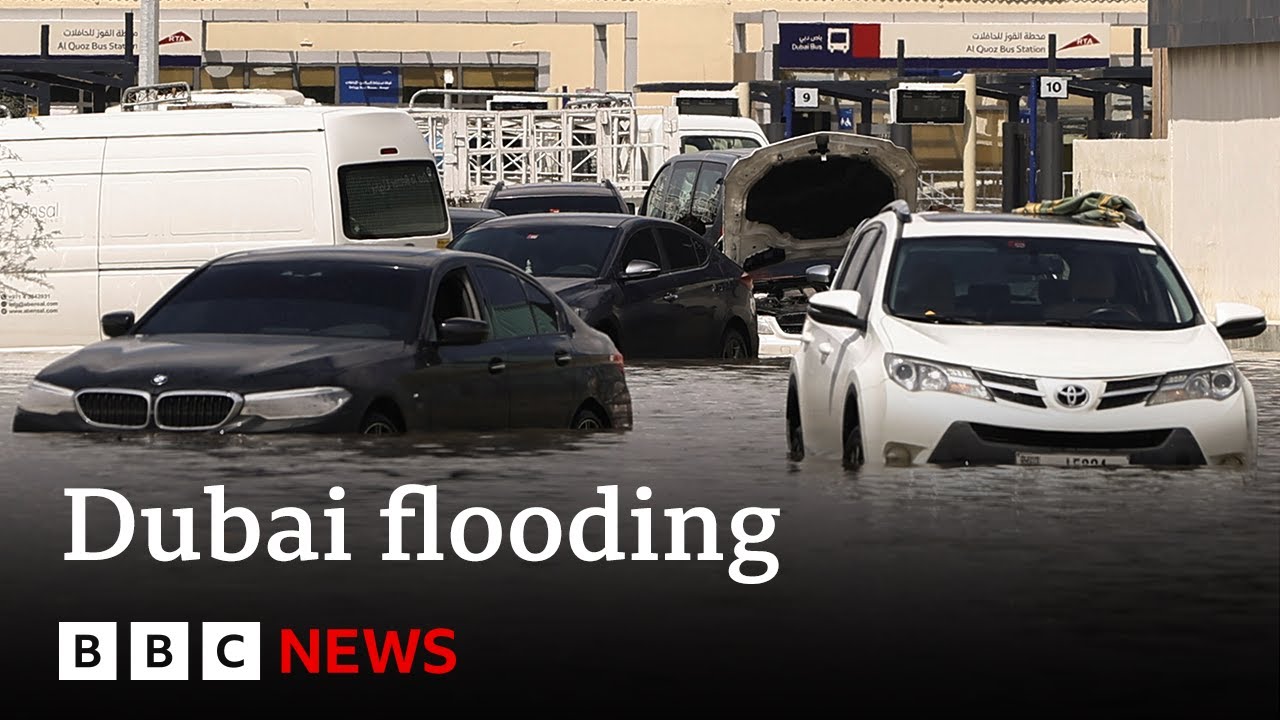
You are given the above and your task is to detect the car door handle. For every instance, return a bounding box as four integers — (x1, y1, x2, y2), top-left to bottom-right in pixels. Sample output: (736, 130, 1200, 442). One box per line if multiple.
(489, 358, 506, 374)
(554, 350, 572, 366)
(662, 292, 679, 302)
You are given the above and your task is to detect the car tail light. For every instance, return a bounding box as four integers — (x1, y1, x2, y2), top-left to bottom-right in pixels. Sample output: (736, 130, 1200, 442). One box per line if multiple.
(610, 352, 624, 367)
(739, 272, 753, 292)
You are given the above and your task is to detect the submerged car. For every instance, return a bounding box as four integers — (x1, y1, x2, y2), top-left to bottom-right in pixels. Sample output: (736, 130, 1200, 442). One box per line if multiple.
(449, 213, 757, 359)
(640, 134, 919, 357)
(13, 247, 632, 434)
(787, 203, 1265, 469)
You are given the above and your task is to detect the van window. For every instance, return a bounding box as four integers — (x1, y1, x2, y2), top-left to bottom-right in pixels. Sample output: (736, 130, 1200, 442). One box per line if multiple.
(640, 165, 672, 216)
(689, 162, 726, 234)
(682, 136, 762, 153)
(654, 162, 699, 222)
(338, 160, 448, 240)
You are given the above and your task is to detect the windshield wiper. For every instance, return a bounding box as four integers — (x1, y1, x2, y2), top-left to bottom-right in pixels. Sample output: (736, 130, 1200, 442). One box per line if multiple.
(896, 314, 984, 325)
(1037, 319, 1137, 329)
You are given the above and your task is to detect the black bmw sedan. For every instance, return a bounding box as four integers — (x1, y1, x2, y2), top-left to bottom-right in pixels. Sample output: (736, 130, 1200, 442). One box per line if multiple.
(12, 247, 632, 434)
(449, 213, 758, 359)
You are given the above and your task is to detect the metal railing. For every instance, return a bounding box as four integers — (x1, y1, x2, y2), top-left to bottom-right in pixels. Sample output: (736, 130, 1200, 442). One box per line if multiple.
(917, 170, 1077, 212)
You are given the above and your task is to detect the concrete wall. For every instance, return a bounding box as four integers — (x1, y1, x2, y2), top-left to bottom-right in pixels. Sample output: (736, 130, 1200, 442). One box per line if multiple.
(1071, 138, 1172, 244)
(1167, 118, 1280, 323)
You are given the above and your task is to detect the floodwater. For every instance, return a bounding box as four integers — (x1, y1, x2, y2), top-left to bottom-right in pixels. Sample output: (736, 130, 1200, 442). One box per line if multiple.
(0, 349, 1276, 712)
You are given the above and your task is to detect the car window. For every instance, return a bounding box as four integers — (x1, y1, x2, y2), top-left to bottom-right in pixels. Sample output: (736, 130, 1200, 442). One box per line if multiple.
(521, 278, 561, 335)
(432, 267, 482, 332)
(473, 265, 538, 339)
(854, 236, 885, 316)
(617, 229, 663, 271)
(885, 236, 1201, 329)
(487, 193, 624, 216)
(640, 165, 672, 217)
(450, 223, 617, 278)
(681, 136, 762, 152)
(653, 162, 699, 221)
(134, 261, 427, 341)
(338, 160, 448, 239)
(656, 228, 704, 272)
(836, 225, 884, 291)
(689, 162, 726, 236)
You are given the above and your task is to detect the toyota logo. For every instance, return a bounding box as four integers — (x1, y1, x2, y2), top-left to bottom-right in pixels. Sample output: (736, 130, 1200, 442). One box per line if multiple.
(1056, 384, 1090, 408)
(152, 374, 169, 387)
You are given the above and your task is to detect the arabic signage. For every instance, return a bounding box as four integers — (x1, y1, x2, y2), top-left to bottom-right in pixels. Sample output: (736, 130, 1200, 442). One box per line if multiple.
(338, 66, 402, 105)
(778, 23, 1112, 69)
(0, 20, 203, 57)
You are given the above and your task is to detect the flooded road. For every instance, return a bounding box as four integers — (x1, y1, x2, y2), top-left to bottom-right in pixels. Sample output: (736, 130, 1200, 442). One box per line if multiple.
(0, 350, 1276, 712)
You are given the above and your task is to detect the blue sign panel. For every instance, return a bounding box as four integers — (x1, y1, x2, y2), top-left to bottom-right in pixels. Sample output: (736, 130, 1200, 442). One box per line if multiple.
(778, 23, 882, 70)
(838, 108, 855, 130)
(338, 66, 401, 105)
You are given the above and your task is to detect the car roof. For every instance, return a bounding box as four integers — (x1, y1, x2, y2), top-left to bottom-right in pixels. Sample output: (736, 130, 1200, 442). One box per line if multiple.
(666, 149, 755, 165)
(212, 245, 460, 269)
(459, 212, 640, 230)
(902, 211, 1157, 245)
(490, 182, 619, 197)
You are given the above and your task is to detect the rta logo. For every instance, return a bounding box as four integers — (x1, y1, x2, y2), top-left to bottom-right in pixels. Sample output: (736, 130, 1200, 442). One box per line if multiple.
(57, 622, 456, 680)
(59, 622, 261, 681)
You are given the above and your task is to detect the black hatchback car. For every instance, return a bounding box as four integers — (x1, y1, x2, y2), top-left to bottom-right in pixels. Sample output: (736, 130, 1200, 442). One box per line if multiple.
(449, 213, 758, 359)
(12, 247, 632, 434)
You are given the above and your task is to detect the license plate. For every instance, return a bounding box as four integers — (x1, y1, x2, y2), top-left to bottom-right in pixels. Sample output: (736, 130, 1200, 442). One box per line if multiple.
(1015, 453, 1130, 467)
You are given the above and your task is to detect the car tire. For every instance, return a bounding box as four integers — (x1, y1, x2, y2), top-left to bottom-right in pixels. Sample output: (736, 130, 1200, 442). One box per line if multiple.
(842, 415, 864, 470)
(360, 410, 401, 436)
(721, 327, 749, 360)
(786, 384, 804, 462)
(571, 406, 607, 430)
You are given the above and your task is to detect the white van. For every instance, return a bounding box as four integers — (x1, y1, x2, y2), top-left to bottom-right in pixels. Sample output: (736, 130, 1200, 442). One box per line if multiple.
(0, 106, 450, 349)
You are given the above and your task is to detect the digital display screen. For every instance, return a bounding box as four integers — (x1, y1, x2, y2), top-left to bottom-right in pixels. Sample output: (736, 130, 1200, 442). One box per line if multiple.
(893, 89, 966, 124)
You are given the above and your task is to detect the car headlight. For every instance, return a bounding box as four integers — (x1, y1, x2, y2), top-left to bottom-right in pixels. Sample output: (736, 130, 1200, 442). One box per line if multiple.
(17, 380, 76, 416)
(1147, 365, 1240, 406)
(757, 316, 774, 336)
(240, 387, 353, 421)
(885, 354, 992, 401)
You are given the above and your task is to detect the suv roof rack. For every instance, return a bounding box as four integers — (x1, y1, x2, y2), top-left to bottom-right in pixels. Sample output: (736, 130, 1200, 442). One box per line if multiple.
(121, 82, 193, 111)
(882, 199, 912, 224)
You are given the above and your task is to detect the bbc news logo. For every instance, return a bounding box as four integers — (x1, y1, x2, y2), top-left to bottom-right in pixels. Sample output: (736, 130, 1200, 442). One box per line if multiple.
(58, 622, 456, 680)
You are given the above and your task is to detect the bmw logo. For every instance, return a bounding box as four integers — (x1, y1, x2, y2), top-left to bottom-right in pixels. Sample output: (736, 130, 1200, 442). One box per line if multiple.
(152, 374, 169, 387)
(1055, 384, 1090, 408)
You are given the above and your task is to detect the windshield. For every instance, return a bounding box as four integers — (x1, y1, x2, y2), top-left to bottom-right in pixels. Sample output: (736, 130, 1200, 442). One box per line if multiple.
(339, 160, 448, 239)
(136, 261, 427, 340)
(451, 225, 618, 278)
(681, 135, 762, 152)
(885, 236, 1200, 330)
(487, 194, 624, 216)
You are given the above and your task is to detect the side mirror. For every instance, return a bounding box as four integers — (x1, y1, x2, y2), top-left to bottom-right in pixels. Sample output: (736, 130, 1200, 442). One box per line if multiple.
(619, 259, 662, 281)
(1214, 302, 1268, 340)
(438, 317, 489, 345)
(807, 290, 866, 330)
(101, 311, 135, 338)
(806, 264, 833, 288)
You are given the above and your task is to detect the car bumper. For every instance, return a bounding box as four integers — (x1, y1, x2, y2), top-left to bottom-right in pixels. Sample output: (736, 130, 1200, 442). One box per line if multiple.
(862, 384, 1253, 469)
(757, 316, 803, 358)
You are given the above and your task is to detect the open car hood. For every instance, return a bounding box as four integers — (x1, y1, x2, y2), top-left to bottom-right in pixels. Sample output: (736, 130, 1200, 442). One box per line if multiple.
(721, 132, 919, 266)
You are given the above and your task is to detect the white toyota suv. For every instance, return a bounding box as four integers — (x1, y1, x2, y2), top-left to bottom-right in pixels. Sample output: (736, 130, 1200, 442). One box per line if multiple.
(786, 202, 1266, 469)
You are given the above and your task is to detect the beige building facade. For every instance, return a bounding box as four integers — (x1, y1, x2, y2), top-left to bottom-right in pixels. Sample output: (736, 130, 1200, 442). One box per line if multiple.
(0, 1, 1148, 107)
